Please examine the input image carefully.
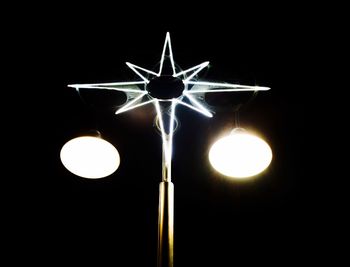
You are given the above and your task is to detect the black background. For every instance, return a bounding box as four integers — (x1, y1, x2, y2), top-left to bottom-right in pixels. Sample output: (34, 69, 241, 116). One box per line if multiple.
(6, 3, 324, 266)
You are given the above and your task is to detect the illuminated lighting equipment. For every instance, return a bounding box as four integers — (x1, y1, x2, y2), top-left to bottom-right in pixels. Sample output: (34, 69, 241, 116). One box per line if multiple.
(60, 136, 120, 179)
(63, 32, 270, 267)
(209, 128, 272, 178)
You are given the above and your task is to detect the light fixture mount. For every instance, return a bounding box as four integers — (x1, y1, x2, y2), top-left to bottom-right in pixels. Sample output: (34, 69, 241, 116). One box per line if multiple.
(68, 32, 270, 175)
(147, 76, 185, 100)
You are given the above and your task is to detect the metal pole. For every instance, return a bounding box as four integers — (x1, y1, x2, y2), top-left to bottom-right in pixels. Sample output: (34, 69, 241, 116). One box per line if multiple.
(157, 135, 174, 267)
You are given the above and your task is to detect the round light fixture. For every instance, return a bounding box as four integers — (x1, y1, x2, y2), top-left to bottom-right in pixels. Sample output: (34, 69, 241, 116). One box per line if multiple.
(60, 136, 120, 179)
(209, 128, 272, 179)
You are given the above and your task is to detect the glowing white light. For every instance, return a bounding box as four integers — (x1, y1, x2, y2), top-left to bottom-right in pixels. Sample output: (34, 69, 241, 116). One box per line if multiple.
(182, 92, 213, 117)
(126, 62, 158, 83)
(155, 101, 171, 163)
(68, 81, 146, 87)
(185, 81, 270, 93)
(71, 86, 144, 93)
(209, 129, 272, 178)
(68, 81, 146, 94)
(60, 136, 120, 179)
(115, 94, 153, 115)
(167, 100, 177, 163)
(176, 99, 212, 118)
(174, 61, 209, 81)
(158, 32, 176, 76)
(68, 32, 269, 121)
(67, 32, 271, 180)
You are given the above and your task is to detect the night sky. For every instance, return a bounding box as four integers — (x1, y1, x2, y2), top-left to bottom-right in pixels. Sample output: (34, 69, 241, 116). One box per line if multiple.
(9, 4, 318, 267)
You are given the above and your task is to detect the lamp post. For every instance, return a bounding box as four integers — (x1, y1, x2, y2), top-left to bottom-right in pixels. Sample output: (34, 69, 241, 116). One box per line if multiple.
(61, 32, 271, 267)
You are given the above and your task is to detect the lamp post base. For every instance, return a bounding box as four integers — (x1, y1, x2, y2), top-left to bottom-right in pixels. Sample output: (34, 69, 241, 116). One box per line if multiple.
(157, 181, 174, 267)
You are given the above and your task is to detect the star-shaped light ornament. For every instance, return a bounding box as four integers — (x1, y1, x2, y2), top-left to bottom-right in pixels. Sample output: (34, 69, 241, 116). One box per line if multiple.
(69, 32, 270, 181)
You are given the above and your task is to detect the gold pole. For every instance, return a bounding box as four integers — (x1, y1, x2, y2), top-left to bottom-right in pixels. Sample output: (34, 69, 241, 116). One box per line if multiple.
(157, 181, 174, 267)
(157, 135, 174, 267)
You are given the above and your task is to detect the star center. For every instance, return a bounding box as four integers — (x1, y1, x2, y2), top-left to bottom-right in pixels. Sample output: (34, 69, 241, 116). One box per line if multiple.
(147, 76, 185, 100)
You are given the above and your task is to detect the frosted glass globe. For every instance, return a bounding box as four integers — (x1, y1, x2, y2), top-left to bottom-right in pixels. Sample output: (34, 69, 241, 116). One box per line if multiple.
(60, 136, 120, 179)
(209, 129, 272, 178)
